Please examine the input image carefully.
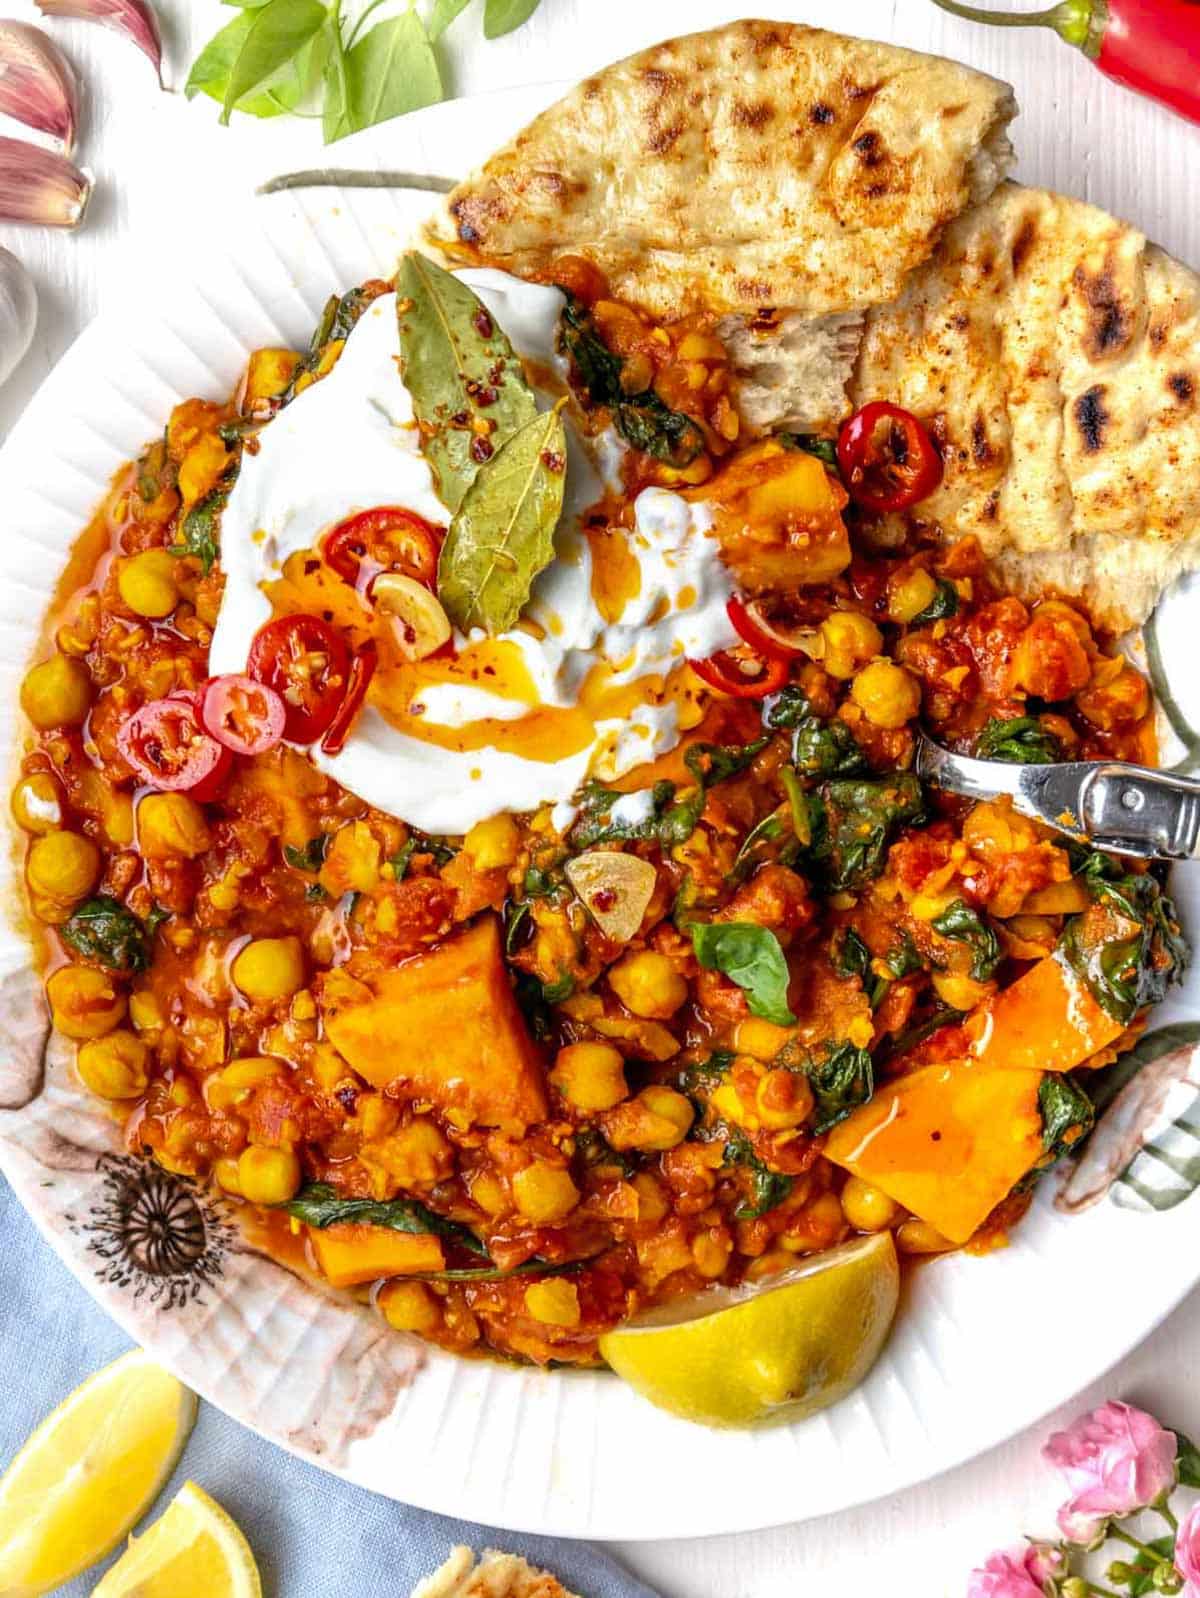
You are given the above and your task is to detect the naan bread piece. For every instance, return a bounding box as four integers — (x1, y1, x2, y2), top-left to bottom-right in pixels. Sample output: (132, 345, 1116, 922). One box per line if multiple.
(431, 21, 1016, 430)
(411, 1547, 579, 1598)
(850, 183, 1200, 630)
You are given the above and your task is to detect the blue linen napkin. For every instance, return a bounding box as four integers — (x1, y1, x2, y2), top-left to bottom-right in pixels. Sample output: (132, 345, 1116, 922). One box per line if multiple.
(0, 1175, 657, 1598)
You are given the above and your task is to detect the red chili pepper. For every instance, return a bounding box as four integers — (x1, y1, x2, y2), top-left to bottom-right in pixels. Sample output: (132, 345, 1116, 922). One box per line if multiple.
(323, 507, 442, 590)
(200, 673, 287, 757)
(320, 642, 377, 757)
(930, 0, 1200, 128)
(247, 615, 352, 745)
(836, 402, 943, 514)
(726, 596, 809, 660)
(118, 696, 232, 799)
(690, 647, 790, 700)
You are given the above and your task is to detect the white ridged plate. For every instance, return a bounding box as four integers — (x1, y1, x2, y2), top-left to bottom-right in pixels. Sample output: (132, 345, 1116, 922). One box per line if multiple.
(0, 87, 1199, 1540)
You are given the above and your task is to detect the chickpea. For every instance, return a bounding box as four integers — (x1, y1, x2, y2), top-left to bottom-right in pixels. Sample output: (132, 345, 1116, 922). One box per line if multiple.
(887, 567, 939, 625)
(462, 813, 521, 872)
(733, 1017, 793, 1062)
(20, 654, 92, 730)
(237, 1145, 302, 1205)
(632, 1171, 670, 1223)
(205, 1055, 281, 1111)
(523, 1278, 581, 1328)
(379, 1280, 441, 1335)
(819, 611, 883, 680)
(896, 1218, 955, 1255)
(214, 1157, 242, 1196)
(608, 949, 688, 1020)
(117, 549, 180, 620)
(692, 1228, 733, 1280)
(512, 1161, 580, 1224)
(137, 793, 210, 860)
(11, 773, 64, 835)
(26, 830, 101, 905)
(754, 1068, 815, 1131)
(128, 987, 165, 1036)
(76, 1029, 150, 1100)
(380, 1118, 454, 1187)
(850, 659, 922, 729)
(231, 936, 306, 1003)
(604, 1085, 694, 1152)
(47, 965, 126, 1040)
(841, 1175, 900, 1233)
(550, 1041, 628, 1112)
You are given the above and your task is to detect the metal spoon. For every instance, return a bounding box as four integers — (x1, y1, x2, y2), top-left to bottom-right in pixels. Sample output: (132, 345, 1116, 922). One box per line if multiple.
(914, 731, 1200, 861)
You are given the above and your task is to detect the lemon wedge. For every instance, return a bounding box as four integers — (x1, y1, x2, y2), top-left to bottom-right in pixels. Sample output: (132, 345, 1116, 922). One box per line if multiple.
(598, 1230, 899, 1428)
(91, 1481, 261, 1598)
(0, 1349, 197, 1596)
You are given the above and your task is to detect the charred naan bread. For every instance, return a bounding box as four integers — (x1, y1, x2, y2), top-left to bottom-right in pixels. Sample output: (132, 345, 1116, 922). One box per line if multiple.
(432, 21, 1016, 427)
(412, 1548, 579, 1598)
(851, 182, 1200, 630)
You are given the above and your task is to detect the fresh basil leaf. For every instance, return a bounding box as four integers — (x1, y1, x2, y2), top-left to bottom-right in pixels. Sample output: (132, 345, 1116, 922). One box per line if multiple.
(689, 922, 795, 1026)
(397, 251, 537, 514)
(807, 773, 925, 893)
(61, 897, 150, 975)
(284, 1182, 488, 1256)
(428, 0, 472, 38)
(976, 715, 1062, 766)
(219, 0, 328, 126)
(722, 1129, 793, 1219)
(1038, 1073, 1094, 1159)
(805, 1041, 874, 1134)
(188, 8, 323, 117)
(832, 928, 871, 982)
(559, 294, 704, 468)
(910, 577, 959, 626)
(325, 9, 442, 142)
(284, 834, 329, 873)
(483, 0, 543, 37)
(931, 898, 1001, 981)
(438, 405, 567, 635)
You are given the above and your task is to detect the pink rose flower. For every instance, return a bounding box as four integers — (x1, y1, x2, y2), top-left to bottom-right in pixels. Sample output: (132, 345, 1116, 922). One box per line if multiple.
(967, 1549, 1045, 1598)
(1175, 1502, 1200, 1593)
(1024, 1545, 1067, 1585)
(1043, 1401, 1177, 1545)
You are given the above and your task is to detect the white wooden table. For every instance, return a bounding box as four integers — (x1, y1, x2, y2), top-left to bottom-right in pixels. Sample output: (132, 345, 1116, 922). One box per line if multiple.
(2, 1, 1198, 1591)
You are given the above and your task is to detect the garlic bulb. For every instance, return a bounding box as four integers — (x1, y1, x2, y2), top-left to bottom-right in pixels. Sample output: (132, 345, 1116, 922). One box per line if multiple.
(0, 248, 38, 388)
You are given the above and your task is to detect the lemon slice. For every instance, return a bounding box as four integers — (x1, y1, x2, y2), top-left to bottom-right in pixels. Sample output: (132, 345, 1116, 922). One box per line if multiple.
(91, 1481, 261, 1598)
(0, 1348, 197, 1596)
(598, 1230, 899, 1428)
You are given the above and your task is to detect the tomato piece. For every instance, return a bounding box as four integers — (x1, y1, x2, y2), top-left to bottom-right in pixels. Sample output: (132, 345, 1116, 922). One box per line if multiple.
(118, 696, 232, 798)
(320, 642, 377, 757)
(323, 507, 442, 591)
(690, 648, 790, 700)
(836, 402, 943, 513)
(247, 615, 352, 745)
(201, 673, 287, 756)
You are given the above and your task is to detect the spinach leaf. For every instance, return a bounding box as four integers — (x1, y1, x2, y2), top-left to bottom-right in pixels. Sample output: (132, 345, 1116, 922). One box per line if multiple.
(791, 715, 866, 779)
(284, 1182, 488, 1256)
(1038, 1073, 1094, 1159)
(570, 739, 764, 850)
(729, 809, 796, 883)
(781, 432, 839, 470)
(523, 863, 564, 898)
(60, 897, 150, 974)
(135, 436, 175, 503)
(882, 931, 923, 979)
(284, 834, 329, 873)
(169, 480, 232, 574)
(684, 737, 768, 788)
(931, 899, 1001, 981)
(677, 1049, 735, 1093)
(1060, 856, 1188, 1024)
(560, 295, 704, 468)
(832, 928, 871, 982)
(722, 1129, 793, 1219)
(503, 898, 532, 956)
(976, 716, 1062, 765)
(390, 832, 456, 879)
(910, 577, 959, 626)
(689, 922, 795, 1025)
(807, 773, 925, 892)
(762, 686, 812, 731)
(514, 972, 555, 1042)
(575, 1127, 636, 1179)
(540, 971, 576, 1004)
(805, 1041, 874, 1133)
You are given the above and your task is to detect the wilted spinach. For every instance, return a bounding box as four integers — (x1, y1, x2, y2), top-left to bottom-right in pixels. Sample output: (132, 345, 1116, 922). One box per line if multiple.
(762, 689, 866, 778)
(284, 834, 329, 873)
(284, 1182, 488, 1256)
(882, 930, 923, 979)
(61, 897, 150, 974)
(931, 899, 1001, 981)
(806, 773, 925, 892)
(910, 577, 959, 626)
(729, 809, 798, 883)
(804, 1041, 874, 1133)
(540, 971, 576, 1004)
(1060, 853, 1188, 1024)
(722, 1129, 794, 1219)
(832, 927, 871, 982)
(560, 295, 705, 468)
(570, 739, 765, 850)
(781, 432, 839, 470)
(975, 716, 1062, 766)
(1038, 1073, 1094, 1159)
(169, 477, 234, 574)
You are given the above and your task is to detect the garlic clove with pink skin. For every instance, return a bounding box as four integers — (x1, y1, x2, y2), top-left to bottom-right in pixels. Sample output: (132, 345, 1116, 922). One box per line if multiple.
(0, 137, 91, 227)
(34, 0, 162, 87)
(0, 23, 79, 154)
(0, 247, 38, 388)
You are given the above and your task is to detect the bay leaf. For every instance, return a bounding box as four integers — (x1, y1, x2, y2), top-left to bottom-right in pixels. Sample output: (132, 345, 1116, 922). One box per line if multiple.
(438, 405, 567, 636)
(395, 251, 537, 513)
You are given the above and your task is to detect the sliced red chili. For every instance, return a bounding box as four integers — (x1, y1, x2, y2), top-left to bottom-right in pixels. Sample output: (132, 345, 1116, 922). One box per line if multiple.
(320, 642, 377, 757)
(690, 647, 789, 700)
(118, 696, 232, 798)
(323, 507, 442, 592)
(201, 673, 287, 757)
(247, 615, 352, 745)
(728, 595, 810, 660)
(836, 402, 943, 514)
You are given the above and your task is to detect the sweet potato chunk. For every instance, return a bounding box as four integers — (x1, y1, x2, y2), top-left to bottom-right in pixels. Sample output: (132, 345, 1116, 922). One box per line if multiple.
(965, 949, 1123, 1074)
(824, 1060, 1045, 1244)
(311, 1223, 444, 1286)
(705, 442, 851, 591)
(322, 914, 548, 1130)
